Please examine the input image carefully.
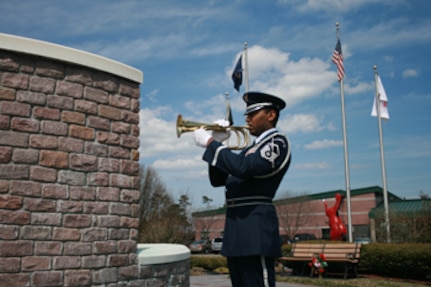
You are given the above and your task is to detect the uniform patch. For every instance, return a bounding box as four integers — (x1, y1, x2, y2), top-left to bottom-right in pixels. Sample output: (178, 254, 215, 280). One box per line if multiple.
(260, 143, 280, 162)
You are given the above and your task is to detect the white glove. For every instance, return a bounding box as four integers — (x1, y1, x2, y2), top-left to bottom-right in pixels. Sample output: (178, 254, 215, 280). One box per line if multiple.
(214, 119, 230, 128)
(212, 119, 231, 142)
(193, 128, 212, 148)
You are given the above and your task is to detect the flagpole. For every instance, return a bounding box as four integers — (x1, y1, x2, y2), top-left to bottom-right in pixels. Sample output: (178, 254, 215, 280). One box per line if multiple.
(225, 91, 230, 121)
(243, 42, 249, 93)
(373, 65, 391, 243)
(225, 91, 233, 125)
(335, 22, 353, 243)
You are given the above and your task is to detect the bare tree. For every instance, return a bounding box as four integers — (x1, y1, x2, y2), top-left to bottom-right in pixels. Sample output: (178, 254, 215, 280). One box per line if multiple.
(192, 204, 226, 240)
(419, 191, 430, 199)
(202, 195, 213, 208)
(138, 166, 193, 244)
(196, 215, 218, 240)
(276, 191, 311, 241)
(373, 199, 431, 243)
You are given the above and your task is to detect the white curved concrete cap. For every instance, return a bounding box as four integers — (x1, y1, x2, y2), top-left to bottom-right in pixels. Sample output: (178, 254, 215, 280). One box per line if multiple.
(0, 33, 143, 84)
(137, 243, 191, 265)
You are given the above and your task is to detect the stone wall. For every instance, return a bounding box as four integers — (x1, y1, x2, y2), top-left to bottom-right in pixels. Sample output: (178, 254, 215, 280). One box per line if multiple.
(137, 259, 190, 287)
(0, 49, 142, 287)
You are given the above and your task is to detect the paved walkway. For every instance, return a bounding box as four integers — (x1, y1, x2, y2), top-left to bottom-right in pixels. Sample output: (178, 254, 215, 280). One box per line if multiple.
(190, 274, 318, 287)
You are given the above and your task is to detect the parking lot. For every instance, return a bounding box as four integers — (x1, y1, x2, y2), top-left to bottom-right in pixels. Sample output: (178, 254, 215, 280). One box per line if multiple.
(188, 237, 223, 254)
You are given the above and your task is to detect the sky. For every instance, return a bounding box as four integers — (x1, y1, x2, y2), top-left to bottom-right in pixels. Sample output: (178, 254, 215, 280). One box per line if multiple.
(1, 0, 430, 209)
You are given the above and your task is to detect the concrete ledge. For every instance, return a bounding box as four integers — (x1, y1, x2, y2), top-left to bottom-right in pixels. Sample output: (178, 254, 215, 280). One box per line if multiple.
(0, 33, 143, 84)
(137, 243, 191, 265)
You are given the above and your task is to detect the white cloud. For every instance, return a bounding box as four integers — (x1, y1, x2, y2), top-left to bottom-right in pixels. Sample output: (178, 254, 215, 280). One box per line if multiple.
(152, 155, 204, 170)
(139, 107, 191, 158)
(304, 139, 343, 150)
(228, 45, 335, 109)
(145, 89, 159, 103)
(345, 80, 374, 95)
(279, 0, 405, 13)
(402, 69, 418, 78)
(295, 161, 331, 170)
(278, 114, 324, 134)
(348, 18, 431, 51)
(183, 93, 227, 120)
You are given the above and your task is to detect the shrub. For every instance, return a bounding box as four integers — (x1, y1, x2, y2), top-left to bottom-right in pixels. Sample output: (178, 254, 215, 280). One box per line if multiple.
(281, 244, 293, 256)
(191, 243, 431, 281)
(359, 243, 431, 280)
(190, 255, 227, 271)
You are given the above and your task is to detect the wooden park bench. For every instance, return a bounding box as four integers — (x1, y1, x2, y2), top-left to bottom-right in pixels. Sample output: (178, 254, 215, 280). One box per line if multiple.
(279, 242, 362, 279)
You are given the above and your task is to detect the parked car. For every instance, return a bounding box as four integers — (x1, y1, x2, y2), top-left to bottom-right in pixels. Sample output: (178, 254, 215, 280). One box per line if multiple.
(188, 239, 212, 254)
(211, 237, 223, 253)
(355, 237, 371, 244)
(293, 233, 317, 242)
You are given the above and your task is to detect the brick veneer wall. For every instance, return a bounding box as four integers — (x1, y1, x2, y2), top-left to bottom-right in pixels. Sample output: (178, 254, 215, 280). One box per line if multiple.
(0, 49, 142, 287)
(137, 259, 190, 286)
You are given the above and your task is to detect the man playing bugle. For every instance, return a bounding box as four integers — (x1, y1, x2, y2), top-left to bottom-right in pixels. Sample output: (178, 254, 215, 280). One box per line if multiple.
(193, 91, 292, 287)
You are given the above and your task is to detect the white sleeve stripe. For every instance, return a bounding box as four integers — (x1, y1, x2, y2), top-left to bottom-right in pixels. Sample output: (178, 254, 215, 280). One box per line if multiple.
(211, 145, 228, 166)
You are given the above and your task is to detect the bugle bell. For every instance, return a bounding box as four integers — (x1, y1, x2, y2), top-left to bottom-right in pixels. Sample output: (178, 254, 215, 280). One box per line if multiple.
(176, 114, 249, 150)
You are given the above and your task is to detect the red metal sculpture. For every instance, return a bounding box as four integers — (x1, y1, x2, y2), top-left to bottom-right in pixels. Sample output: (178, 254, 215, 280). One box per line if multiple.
(323, 193, 347, 241)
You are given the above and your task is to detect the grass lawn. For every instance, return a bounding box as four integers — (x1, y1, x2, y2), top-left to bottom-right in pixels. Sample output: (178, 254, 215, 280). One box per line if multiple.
(276, 275, 430, 287)
(191, 256, 431, 287)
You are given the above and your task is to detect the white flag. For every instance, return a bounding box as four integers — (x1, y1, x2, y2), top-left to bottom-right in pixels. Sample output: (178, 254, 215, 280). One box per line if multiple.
(371, 75, 389, 120)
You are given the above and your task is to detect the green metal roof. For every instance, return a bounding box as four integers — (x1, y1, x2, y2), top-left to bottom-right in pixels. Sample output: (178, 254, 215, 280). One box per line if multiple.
(323, 186, 398, 200)
(369, 199, 431, 218)
(193, 206, 226, 217)
(192, 185, 402, 218)
(274, 185, 401, 205)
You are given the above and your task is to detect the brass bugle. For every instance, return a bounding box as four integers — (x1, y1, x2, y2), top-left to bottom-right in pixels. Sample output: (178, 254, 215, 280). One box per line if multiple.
(176, 114, 250, 150)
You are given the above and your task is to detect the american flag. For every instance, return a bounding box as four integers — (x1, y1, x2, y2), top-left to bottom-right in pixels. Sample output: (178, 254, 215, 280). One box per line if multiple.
(332, 39, 345, 81)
